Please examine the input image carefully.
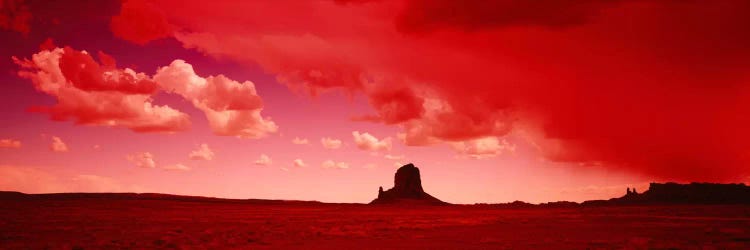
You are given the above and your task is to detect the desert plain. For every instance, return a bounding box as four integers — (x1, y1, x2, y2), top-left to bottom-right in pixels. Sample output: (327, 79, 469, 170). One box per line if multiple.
(1, 198, 749, 249)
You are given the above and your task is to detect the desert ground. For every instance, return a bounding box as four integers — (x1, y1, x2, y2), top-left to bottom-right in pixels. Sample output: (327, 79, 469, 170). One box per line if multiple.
(1, 199, 749, 249)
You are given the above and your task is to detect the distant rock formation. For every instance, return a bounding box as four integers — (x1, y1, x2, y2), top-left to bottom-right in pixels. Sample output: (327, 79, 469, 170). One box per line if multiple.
(370, 163, 446, 205)
(583, 182, 750, 206)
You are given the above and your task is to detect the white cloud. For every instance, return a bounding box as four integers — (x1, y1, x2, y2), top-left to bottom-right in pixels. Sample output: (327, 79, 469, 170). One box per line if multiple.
(189, 143, 215, 160)
(127, 152, 156, 168)
(13, 47, 191, 133)
(292, 137, 309, 145)
(153, 60, 277, 138)
(352, 131, 392, 151)
(384, 154, 404, 160)
(0, 139, 21, 148)
(254, 154, 272, 166)
(322, 160, 349, 169)
(450, 136, 516, 159)
(293, 159, 306, 167)
(163, 163, 190, 171)
(321, 137, 342, 149)
(50, 136, 68, 152)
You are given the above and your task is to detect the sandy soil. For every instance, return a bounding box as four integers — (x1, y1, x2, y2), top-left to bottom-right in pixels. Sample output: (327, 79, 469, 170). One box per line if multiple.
(1, 200, 749, 249)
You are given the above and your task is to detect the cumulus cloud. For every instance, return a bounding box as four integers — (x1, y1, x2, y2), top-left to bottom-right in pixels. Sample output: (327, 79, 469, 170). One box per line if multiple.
(0, 139, 21, 148)
(153, 60, 278, 138)
(254, 154, 272, 166)
(450, 136, 516, 159)
(13, 47, 191, 133)
(163, 163, 190, 171)
(15, 44, 276, 139)
(293, 158, 306, 167)
(321, 137, 342, 149)
(384, 154, 404, 160)
(292, 137, 309, 145)
(127, 152, 156, 168)
(50, 136, 68, 152)
(189, 143, 215, 160)
(352, 131, 392, 151)
(322, 160, 349, 169)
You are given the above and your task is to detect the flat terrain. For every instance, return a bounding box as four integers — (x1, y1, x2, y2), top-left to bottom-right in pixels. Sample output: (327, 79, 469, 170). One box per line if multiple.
(1, 199, 750, 249)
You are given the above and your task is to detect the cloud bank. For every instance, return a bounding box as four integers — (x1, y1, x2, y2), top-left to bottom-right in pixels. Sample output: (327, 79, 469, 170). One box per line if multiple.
(106, 0, 750, 181)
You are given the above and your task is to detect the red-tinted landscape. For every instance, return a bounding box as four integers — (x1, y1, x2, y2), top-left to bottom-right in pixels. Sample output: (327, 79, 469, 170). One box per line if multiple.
(3, 0, 750, 248)
(2, 197, 750, 249)
(2, 163, 750, 249)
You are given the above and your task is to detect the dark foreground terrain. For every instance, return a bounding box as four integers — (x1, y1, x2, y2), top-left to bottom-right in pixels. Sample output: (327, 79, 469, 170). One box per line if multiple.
(1, 197, 750, 249)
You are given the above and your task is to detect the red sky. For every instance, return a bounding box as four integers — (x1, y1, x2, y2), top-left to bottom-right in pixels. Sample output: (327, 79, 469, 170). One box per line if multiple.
(1, 0, 749, 203)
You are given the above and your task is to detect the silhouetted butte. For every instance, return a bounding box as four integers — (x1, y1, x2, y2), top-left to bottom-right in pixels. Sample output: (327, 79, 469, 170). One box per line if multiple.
(370, 163, 445, 205)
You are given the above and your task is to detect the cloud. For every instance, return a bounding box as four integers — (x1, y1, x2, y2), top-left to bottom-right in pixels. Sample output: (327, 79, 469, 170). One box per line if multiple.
(110, 0, 750, 181)
(189, 143, 215, 160)
(50, 136, 68, 152)
(0, 165, 65, 193)
(293, 159, 306, 167)
(362, 87, 425, 124)
(321, 137, 342, 149)
(363, 163, 377, 169)
(14, 47, 190, 133)
(384, 154, 404, 160)
(0, 139, 21, 148)
(153, 60, 278, 138)
(0, 165, 147, 193)
(292, 137, 309, 145)
(322, 160, 349, 169)
(396, 97, 512, 146)
(127, 152, 156, 168)
(450, 136, 516, 159)
(352, 131, 392, 151)
(15, 45, 277, 138)
(163, 163, 190, 171)
(254, 154, 272, 166)
(0, 0, 31, 34)
(128, 152, 189, 171)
